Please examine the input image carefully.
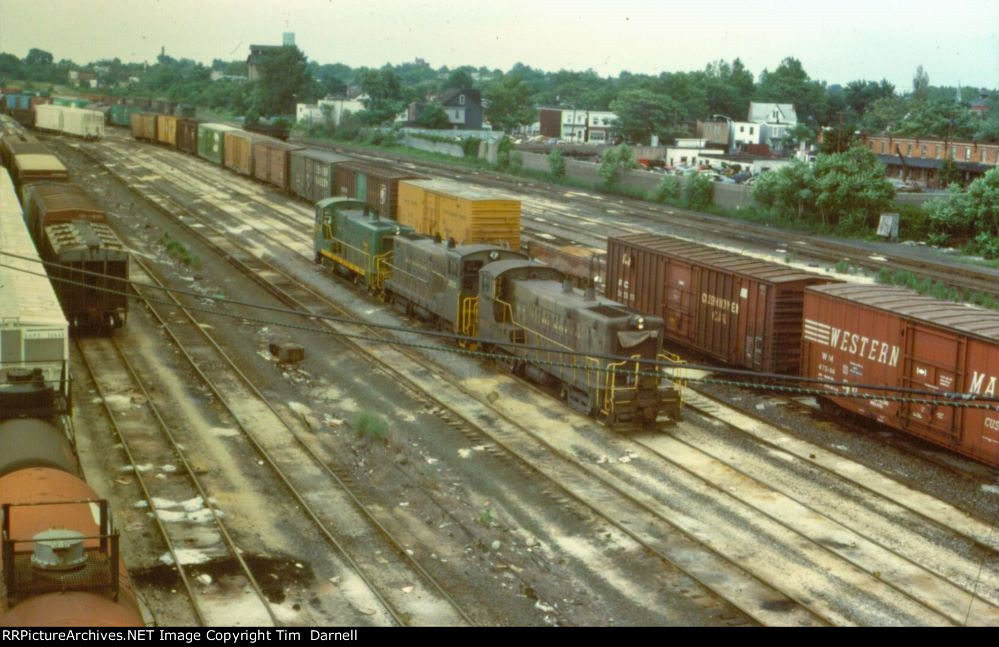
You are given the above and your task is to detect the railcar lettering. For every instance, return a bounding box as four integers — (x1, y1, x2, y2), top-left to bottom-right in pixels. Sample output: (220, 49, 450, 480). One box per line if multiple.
(969, 372, 998, 397)
(701, 292, 739, 315)
(826, 326, 900, 367)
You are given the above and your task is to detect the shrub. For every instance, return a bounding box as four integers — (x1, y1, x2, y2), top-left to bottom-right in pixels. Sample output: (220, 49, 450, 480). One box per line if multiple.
(651, 175, 680, 203)
(685, 174, 714, 210)
(547, 148, 566, 180)
(353, 411, 388, 440)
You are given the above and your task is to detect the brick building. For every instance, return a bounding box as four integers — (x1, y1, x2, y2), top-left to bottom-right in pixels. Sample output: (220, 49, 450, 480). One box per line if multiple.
(863, 134, 999, 188)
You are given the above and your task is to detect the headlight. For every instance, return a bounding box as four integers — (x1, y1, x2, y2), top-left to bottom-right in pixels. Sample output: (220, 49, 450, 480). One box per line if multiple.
(629, 315, 645, 330)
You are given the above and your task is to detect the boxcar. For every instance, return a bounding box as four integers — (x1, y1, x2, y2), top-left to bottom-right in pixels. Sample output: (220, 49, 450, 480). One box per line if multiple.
(43, 220, 129, 330)
(396, 178, 521, 250)
(252, 140, 303, 190)
(33, 104, 63, 133)
(0, 169, 70, 417)
(605, 234, 840, 375)
(526, 240, 606, 291)
(11, 154, 69, 198)
(801, 283, 999, 467)
(155, 114, 179, 147)
(23, 183, 105, 243)
(176, 117, 202, 155)
(1, 136, 44, 170)
(289, 149, 351, 203)
(224, 130, 272, 177)
(197, 123, 238, 165)
(334, 161, 423, 218)
(109, 104, 143, 127)
(130, 112, 157, 141)
(61, 107, 104, 139)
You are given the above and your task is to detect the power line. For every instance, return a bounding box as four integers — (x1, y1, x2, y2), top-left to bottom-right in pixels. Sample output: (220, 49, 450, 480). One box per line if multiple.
(3, 254, 998, 410)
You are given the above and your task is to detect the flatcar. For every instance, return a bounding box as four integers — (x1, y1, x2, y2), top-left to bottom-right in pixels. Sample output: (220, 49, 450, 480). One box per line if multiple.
(802, 283, 999, 467)
(43, 220, 129, 330)
(313, 197, 414, 291)
(477, 259, 681, 424)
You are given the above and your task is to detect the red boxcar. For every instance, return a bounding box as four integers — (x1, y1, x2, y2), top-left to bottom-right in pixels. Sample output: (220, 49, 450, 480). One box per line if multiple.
(252, 140, 303, 191)
(606, 234, 839, 374)
(802, 283, 999, 466)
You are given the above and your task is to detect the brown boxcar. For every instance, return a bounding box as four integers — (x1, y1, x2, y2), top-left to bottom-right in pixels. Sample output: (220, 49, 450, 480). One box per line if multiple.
(224, 130, 272, 177)
(289, 149, 351, 203)
(252, 140, 303, 190)
(129, 112, 157, 141)
(11, 154, 69, 198)
(1, 137, 43, 170)
(334, 161, 422, 218)
(605, 233, 839, 374)
(23, 183, 106, 243)
(801, 283, 999, 467)
(176, 117, 202, 155)
(155, 114, 178, 147)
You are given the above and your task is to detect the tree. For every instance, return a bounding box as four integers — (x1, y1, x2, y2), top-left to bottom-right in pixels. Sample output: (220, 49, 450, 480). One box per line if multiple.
(547, 148, 566, 179)
(254, 46, 314, 115)
(359, 66, 406, 124)
(752, 163, 816, 222)
(445, 66, 476, 92)
(24, 48, 53, 67)
(416, 101, 450, 129)
(755, 57, 828, 125)
(684, 174, 714, 210)
(609, 89, 682, 144)
(598, 144, 637, 190)
(912, 65, 930, 101)
(811, 146, 895, 226)
(483, 75, 534, 133)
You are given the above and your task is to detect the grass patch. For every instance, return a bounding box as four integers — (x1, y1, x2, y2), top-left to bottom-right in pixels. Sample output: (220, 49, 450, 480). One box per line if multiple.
(875, 268, 999, 311)
(159, 233, 200, 269)
(353, 410, 388, 440)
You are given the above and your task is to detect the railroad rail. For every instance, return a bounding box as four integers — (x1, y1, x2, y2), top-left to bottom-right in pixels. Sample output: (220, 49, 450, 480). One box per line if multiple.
(76, 133, 999, 625)
(74, 335, 277, 626)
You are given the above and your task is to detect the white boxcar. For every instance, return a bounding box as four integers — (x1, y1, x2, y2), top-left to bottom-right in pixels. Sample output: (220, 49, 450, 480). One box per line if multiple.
(62, 106, 105, 139)
(0, 167, 70, 417)
(33, 103, 64, 132)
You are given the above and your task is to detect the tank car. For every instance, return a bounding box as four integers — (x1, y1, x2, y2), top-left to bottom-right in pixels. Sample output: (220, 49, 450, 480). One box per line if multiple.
(0, 467, 144, 626)
(384, 234, 527, 337)
(42, 220, 129, 331)
(477, 259, 682, 425)
(313, 197, 414, 291)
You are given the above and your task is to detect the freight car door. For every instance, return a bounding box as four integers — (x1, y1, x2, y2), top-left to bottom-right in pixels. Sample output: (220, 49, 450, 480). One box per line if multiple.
(666, 262, 693, 340)
(901, 324, 962, 441)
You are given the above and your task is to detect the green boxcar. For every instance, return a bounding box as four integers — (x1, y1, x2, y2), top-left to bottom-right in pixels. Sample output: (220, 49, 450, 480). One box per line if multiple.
(197, 123, 239, 166)
(313, 197, 414, 292)
(109, 104, 143, 127)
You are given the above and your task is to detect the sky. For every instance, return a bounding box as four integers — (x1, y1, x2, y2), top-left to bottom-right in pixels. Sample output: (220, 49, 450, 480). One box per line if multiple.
(1, 0, 997, 90)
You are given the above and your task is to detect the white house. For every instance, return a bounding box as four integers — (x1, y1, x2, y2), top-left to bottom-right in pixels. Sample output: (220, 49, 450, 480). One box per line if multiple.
(748, 102, 797, 150)
(731, 121, 761, 148)
(297, 96, 367, 127)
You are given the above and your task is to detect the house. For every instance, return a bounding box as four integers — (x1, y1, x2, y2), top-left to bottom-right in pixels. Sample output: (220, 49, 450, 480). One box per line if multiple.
(406, 89, 484, 129)
(665, 139, 725, 168)
(862, 134, 998, 188)
(438, 88, 483, 129)
(748, 102, 797, 150)
(296, 95, 367, 126)
(538, 108, 618, 143)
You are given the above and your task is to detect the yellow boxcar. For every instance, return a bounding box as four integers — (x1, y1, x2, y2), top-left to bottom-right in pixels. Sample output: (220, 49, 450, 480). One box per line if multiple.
(155, 114, 178, 147)
(396, 178, 520, 250)
(129, 112, 157, 141)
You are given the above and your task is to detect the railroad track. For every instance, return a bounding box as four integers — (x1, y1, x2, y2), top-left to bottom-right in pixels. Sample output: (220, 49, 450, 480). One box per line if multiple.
(122, 253, 474, 626)
(77, 133, 999, 625)
(297, 138, 999, 301)
(74, 334, 277, 626)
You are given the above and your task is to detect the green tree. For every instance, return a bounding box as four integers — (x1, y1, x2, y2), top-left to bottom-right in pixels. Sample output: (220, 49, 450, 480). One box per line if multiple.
(609, 89, 681, 144)
(684, 174, 714, 210)
(483, 75, 534, 133)
(359, 65, 405, 124)
(755, 57, 829, 125)
(547, 148, 566, 179)
(752, 163, 816, 222)
(416, 101, 450, 129)
(927, 168, 999, 246)
(811, 146, 895, 226)
(445, 66, 476, 92)
(912, 65, 930, 101)
(255, 46, 315, 115)
(598, 144, 637, 190)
